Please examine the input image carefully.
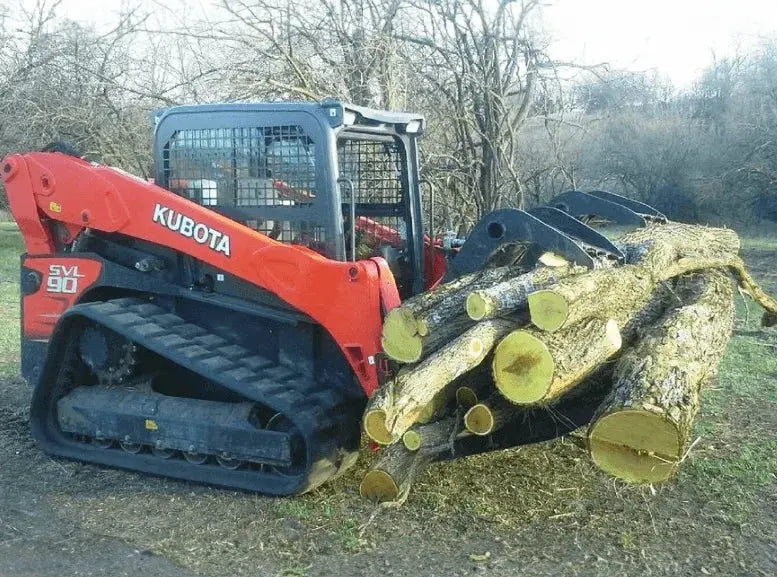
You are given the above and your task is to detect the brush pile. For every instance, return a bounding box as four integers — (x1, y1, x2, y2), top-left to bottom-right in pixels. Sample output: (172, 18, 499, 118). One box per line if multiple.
(360, 222, 777, 503)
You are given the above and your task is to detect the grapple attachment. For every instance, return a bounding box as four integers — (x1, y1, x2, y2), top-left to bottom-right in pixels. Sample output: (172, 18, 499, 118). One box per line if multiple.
(445, 190, 666, 280)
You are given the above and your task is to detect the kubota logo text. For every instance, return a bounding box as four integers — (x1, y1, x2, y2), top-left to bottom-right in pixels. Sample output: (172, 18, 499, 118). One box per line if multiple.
(152, 204, 231, 257)
(47, 264, 85, 294)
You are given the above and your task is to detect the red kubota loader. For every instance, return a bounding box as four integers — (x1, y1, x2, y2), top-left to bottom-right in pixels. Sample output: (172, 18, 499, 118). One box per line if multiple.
(2, 101, 665, 494)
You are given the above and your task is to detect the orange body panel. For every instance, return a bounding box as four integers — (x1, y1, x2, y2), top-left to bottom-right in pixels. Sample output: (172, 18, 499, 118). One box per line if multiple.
(2, 152, 399, 395)
(22, 257, 103, 339)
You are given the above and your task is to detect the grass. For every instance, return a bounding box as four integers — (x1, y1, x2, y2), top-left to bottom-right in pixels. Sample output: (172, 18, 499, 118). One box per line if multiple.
(1, 224, 777, 576)
(0, 223, 22, 379)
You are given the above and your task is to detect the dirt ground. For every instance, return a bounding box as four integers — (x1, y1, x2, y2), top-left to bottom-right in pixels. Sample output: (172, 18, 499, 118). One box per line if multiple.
(0, 223, 776, 577)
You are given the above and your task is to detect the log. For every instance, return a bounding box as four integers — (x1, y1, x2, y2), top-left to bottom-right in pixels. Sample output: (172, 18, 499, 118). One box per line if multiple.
(415, 384, 457, 425)
(360, 442, 434, 503)
(450, 364, 493, 409)
(363, 382, 395, 445)
(466, 260, 583, 321)
(527, 265, 654, 332)
(455, 385, 480, 408)
(402, 415, 464, 452)
(381, 265, 525, 363)
(529, 252, 777, 335)
(464, 394, 521, 435)
(618, 222, 740, 271)
(493, 318, 622, 405)
(678, 255, 777, 316)
(527, 222, 770, 333)
(588, 270, 734, 483)
(374, 319, 516, 441)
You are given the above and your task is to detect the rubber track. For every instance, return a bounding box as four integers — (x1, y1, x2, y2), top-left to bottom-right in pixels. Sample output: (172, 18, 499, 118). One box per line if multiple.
(30, 297, 362, 495)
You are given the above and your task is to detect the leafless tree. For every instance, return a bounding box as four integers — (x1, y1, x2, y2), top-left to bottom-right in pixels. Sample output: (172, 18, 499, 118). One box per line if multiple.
(398, 0, 544, 226)
(205, 0, 408, 108)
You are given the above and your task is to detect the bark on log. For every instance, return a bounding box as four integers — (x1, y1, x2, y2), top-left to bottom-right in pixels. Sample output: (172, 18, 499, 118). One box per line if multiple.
(448, 364, 493, 409)
(588, 271, 734, 483)
(360, 442, 434, 503)
(464, 394, 521, 435)
(415, 383, 457, 425)
(529, 253, 777, 335)
(372, 319, 516, 441)
(402, 415, 465, 452)
(618, 222, 740, 270)
(363, 383, 395, 445)
(466, 261, 583, 321)
(528, 265, 654, 332)
(381, 265, 524, 363)
(492, 318, 622, 405)
(527, 223, 777, 333)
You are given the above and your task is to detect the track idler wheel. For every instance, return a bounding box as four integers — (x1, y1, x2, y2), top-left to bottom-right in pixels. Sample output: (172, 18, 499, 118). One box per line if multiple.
(216, 455, 241, 470)
(120, 439, 143, 453)
(184, 450, 208, 465)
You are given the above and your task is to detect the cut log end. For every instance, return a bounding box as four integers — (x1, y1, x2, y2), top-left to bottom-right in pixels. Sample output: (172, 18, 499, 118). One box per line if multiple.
(467, 337, 485, 358)
(360, 469, 399, 502)
(464, 403, 495, 435)
(494, 321, 621, 405)
(380, 334, 422, 364)
(466, 292, 490, 321)
(493, 330, 554, 404)
(456, 385, 479, 408)
(381, 307, 424, 363)
(589, 410, 681, 483)
(402, 430, 421, 451)
(527, 289, 568, 333)
(364, 409, 395, 445)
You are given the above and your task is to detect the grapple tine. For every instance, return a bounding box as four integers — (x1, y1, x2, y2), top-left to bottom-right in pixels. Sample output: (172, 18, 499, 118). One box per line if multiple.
(444, 208, 597, 280)
(529, 206, 624, 263)
(446, 189, 667, 280)
(548, 190, 648, 226)
(586, 190, 667, 222)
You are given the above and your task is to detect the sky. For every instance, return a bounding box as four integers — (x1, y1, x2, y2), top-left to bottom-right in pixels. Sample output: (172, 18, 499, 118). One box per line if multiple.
(54, 0, 777, 88)
(544, 0, 777, 86)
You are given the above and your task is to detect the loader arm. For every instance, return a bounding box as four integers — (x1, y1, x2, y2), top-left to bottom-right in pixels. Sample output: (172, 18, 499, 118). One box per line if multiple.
(2, 152, 396, 395)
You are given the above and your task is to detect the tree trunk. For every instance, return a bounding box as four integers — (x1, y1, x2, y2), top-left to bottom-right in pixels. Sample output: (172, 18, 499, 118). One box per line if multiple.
(528, 265, 654, 332)
(402, 415, 466, 452)
(618, 222, 740, 271)
(492, 318, 622, 405)
(527, 223, 773, 334)
(381, 265, 525, 363)
(466, 261, 582, 321)
(529, 255, 777, 337)
(360, 442, 434, 503)
(464, 394, 520, 435)
(363, 382, 395, 445)
(588, 271, 734, 483)
(372, 319, 516, 441)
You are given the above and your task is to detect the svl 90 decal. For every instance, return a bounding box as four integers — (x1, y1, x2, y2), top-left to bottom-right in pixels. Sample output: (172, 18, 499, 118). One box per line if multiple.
(47, 264, 86, 294)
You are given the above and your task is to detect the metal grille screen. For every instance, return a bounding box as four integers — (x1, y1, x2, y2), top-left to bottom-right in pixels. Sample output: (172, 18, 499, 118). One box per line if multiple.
(163, 126, 327, 249)
(337, 138, 406, 258)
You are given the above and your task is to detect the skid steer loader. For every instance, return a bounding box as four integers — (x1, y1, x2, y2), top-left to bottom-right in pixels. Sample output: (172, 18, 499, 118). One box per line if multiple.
(2, 100, 665, 494)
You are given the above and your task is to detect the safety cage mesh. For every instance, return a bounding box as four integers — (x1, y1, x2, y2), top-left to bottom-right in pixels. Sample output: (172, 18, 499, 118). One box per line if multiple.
(162, 125, 328, 250)
(337, 138, 407, 259)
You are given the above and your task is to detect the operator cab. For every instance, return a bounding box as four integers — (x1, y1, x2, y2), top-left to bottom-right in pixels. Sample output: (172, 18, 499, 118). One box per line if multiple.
(153, 101, 427, 298)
